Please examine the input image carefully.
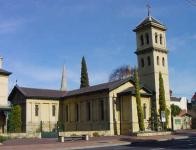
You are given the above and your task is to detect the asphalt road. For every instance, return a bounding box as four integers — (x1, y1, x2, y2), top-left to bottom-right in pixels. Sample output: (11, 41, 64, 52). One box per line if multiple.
(87, 136, 196, 150)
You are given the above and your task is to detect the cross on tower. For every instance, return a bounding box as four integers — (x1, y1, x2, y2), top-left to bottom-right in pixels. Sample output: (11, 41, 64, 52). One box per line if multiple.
(146, 4, 151, 16)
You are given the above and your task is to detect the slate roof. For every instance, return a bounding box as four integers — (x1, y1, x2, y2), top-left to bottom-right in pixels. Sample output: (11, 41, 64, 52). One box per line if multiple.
(0, 68, 12, 76)
(133, 16, 166, 31)
(9, 85, 66, 100)
(65, 77, 136, 97)
(9, 77, 152, 101)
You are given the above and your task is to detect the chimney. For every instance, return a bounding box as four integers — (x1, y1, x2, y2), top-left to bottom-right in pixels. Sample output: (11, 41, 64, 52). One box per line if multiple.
(0, 57, 3, 69)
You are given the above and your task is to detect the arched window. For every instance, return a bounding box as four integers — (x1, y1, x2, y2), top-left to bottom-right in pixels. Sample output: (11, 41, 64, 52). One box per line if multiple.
(143, 104, 147, 119)
(157, 56, 160, 65)
(162, 57, 165, 66)
(140, 35, 144, 46)
(141, 58, 144, 67)
(145, 33, 149, 44)
(160, 34, 163, 45)
(147, 56, 151, 66)
(155, 33, 158, 43)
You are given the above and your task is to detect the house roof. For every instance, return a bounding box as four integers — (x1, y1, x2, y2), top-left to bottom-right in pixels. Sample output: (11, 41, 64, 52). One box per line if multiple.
(133, 16, 166, 32)
(64, 77, 136, 97)
(0, 68, 12, 76)
(171, 96, 181, 102)
(8, 85, 66, 100)
(8, 77, 152, 101)
(191, 92, 196, 101)
(178, 109, 191, 117)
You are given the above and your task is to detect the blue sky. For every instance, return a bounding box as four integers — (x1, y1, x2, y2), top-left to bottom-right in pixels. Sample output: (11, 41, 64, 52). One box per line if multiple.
(0, 0, 195, 99)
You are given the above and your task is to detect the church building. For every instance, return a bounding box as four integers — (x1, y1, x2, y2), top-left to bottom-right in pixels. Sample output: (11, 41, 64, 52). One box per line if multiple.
(8, 13, 171, 135)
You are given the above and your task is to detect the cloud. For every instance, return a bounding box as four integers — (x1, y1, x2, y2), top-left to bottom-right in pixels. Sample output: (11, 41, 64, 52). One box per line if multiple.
(0, 19, 24, 34)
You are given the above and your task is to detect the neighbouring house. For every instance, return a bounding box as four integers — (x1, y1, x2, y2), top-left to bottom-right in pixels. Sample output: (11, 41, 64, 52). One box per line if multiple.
(0, 56, 11, 133)
(191, 92, 196, 104)
(170, 97, 188, 112)
(8, 12, 172, 135)
(190, 92, 196, 129)
(172, 110, 192, 130)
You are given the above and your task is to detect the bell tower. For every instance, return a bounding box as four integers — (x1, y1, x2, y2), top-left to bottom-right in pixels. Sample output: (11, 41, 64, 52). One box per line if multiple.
(133, 10, 171, 126)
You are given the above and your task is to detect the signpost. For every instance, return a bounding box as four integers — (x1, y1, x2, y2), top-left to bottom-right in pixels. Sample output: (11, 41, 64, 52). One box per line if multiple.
(161, 111, 166, 130)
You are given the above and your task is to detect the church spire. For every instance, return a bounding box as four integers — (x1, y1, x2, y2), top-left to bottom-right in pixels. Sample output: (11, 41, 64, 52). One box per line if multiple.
(60, 65, 67, 91)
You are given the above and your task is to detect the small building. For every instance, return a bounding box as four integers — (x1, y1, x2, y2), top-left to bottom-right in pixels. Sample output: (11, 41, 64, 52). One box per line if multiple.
(172, 110, 192, 130)
(0, 57, 11, 133)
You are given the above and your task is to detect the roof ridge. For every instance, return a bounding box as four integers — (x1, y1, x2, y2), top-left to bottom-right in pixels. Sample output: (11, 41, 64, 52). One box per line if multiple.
(19, 86, 65, 92)
(67, 76, 134, 93)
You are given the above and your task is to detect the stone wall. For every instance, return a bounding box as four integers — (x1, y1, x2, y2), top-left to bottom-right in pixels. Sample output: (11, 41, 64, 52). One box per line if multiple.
(0, 132, 41, 139)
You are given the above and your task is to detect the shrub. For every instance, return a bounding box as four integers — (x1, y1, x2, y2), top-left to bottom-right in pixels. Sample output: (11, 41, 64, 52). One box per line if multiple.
(0, 136, 9, 143)
(7, 105, 22, 133)
(93, 132, 100, 137)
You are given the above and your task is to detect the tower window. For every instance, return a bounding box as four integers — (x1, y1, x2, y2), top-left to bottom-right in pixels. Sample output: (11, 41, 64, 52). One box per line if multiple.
(145, 33, 149, 44)
(141, 58, 144, 67)
(160, 34, 163, 45)
(155, 33, 158, 43)
(143, 104, 147, 119)
(147, 56, 151, 66)
(157, 56, 160, 65)
(140, 35, 144, 46)
(162, 57, 165, 66)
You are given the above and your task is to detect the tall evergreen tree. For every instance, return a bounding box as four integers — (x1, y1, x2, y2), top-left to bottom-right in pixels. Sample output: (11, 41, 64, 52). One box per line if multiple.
(80, 56, 89, 88)
(159, 72, 166, 112)
(159, 72, 169, 128)
(7, 105, 22, 133)
(134, 69, 145, 131)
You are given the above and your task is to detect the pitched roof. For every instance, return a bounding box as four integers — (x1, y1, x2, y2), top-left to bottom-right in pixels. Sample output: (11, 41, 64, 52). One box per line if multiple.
(178, 109, 191, 117)
(9, 85, 66, 100)
(0, 68, 12, 76)
(64, 77, 136, 97)
(191, 92, 196, 101)
(9, 77, 152, 100)
(171, 96, 181, 102)
(133, 16, 166, 32)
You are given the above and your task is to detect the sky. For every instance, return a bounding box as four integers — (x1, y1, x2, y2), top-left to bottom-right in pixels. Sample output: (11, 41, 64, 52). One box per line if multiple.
(0, 0, 195, 99)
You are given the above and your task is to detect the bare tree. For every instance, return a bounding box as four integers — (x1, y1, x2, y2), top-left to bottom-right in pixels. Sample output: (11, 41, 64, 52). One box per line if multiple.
(109, 65, 134, 82)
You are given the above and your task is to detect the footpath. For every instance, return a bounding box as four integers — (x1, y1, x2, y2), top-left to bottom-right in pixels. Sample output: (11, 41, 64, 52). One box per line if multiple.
(0, 130, 195, 150)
